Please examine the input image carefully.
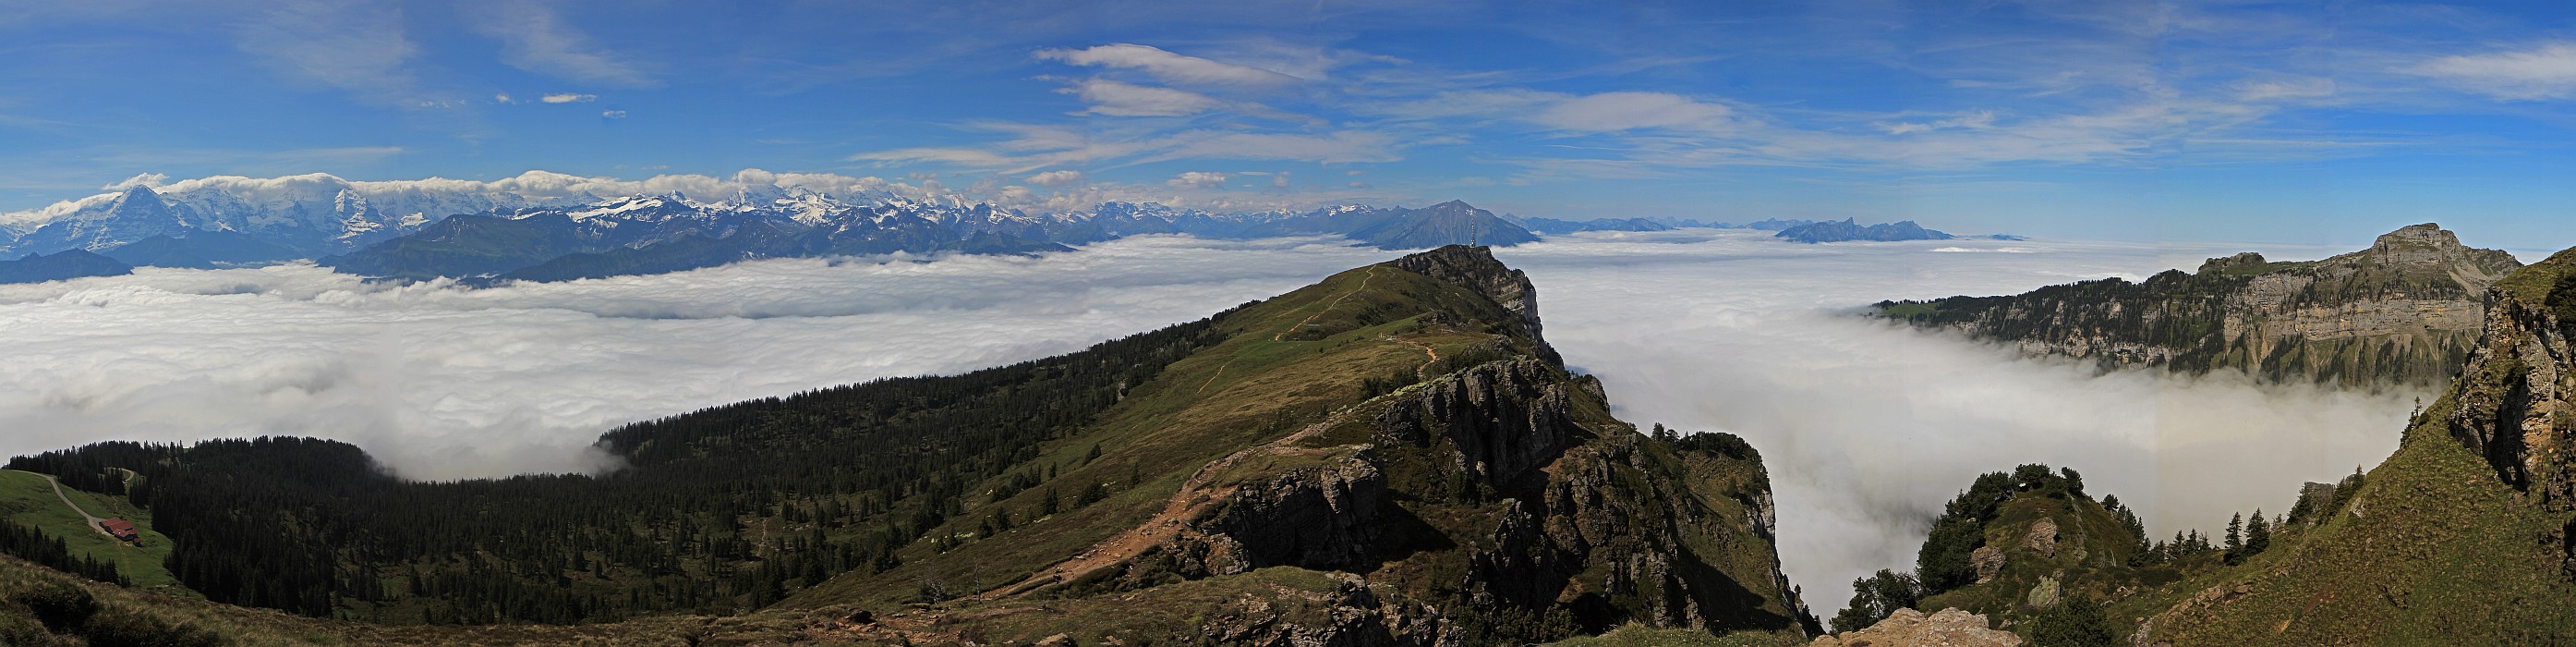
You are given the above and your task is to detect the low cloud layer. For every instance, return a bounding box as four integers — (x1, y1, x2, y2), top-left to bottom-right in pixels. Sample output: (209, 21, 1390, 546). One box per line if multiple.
(0, 237, 1395, 479)
(0, 231, 2419, 616)
(1497, 231, 2417, 613)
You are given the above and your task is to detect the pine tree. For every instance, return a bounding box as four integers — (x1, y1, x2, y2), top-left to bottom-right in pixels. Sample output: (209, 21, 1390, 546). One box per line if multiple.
(2223, 512, 2246, 565)
(2245, 508, 2271, 556)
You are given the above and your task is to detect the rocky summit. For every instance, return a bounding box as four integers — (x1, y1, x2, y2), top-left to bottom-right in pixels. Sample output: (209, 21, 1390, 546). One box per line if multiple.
(1875, 223, 2524, 388)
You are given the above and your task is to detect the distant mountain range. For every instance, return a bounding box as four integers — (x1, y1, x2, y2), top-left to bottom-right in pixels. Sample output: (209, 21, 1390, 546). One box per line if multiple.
(1775, 219, 1954, 243)
(0, 174, 2008, 285)
(0, 174, 1541, 283)
(0, 249, 132, 284)
(1517, 216, 1675, 234)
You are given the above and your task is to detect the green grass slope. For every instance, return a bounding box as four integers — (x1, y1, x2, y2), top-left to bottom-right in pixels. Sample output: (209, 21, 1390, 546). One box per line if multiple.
(2123, 401, 2576, 644)
(0, 470, 183, 592)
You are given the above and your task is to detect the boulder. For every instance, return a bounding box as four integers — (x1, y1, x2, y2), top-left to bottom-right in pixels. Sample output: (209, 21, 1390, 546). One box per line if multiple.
(2023, 519, 2059, 558)
(1971, 546, 2006, 584)
(1811, 608, 2023, 647)
(2026, 576, 2062, 610)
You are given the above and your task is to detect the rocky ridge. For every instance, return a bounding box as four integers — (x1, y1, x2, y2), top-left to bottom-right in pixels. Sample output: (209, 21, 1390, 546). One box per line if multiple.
(2443, 249, 2576, 509)
(762, 245, 1816, 645)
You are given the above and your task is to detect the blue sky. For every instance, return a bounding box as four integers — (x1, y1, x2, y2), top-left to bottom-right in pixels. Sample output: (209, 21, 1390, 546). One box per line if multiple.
(3, 0, 2573, 247)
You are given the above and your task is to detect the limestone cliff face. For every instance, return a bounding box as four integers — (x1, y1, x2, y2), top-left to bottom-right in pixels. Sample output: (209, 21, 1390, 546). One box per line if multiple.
(1373, 358, 1581, 487)
(2443, 254, 2576, 508)
(1880, 224, 2521, 388)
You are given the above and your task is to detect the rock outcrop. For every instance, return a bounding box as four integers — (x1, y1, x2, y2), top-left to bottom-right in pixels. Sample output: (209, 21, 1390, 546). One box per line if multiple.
(1811, 608, 2023, 647)
(2443, 255, 2576, 508)
(2025, 576, 2060, 609)
(1373, 358, 1581, 486)
(1195, 573, 1454, 647)
(1878, 224, 2523, 388)
(1196, 450, 1390, 572)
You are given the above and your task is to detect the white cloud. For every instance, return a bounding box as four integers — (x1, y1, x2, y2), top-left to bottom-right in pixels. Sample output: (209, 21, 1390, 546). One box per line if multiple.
(1877, 111, 1996, 135)
(1497, 230, 2413, 618)
(464, 0, 654, 87)
(100, 173, 167, 191)
(1063, 79, 1221, 116)
(1034, 43, 1301, 87)
(1024, 169, 1084, 186)
(1530, 91, 1735, 132)
(2233, 77, 2338, 103)
(2407, 43, 2576, 100)
(235, 0, 431, 106)
(1149, 130, 1399, 165)
(852, 126, 1400, 173)
(0, 238, 1394, 481)
(494, 92, 516, 104)
(600, 109, 627, 118)
(1167, 171, 1228, 189)
(541, 92, 597, 104)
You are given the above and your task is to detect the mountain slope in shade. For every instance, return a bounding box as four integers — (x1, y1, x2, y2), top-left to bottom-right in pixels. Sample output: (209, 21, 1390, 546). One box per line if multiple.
(1773, 219, 1953, 243)
(0, 249, 131, 284)
(315, 197, 1531, 283)
(1874, 223, 2524, 389)
(97, 230, 311, 269)
(4, 246, 1814, 645)
(1520, 216, 1676, 234)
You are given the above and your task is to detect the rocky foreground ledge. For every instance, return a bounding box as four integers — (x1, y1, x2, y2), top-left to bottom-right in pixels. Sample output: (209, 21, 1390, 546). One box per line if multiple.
(1810, 608, 2021, 647)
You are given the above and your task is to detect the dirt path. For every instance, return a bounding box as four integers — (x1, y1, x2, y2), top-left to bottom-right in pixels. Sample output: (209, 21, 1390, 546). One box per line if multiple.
(1195, 359, 1234, 395)
(1382, 335, 1442, 380)
(16, 470, 111, 537)
(1272, 267, 1381, 342)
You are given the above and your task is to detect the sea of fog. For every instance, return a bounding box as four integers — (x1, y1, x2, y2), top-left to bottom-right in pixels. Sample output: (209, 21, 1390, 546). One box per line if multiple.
(0, 229, 2424, 615)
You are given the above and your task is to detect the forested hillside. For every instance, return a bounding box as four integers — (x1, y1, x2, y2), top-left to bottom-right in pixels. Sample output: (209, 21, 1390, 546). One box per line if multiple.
(10, 311, 1227, 623)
